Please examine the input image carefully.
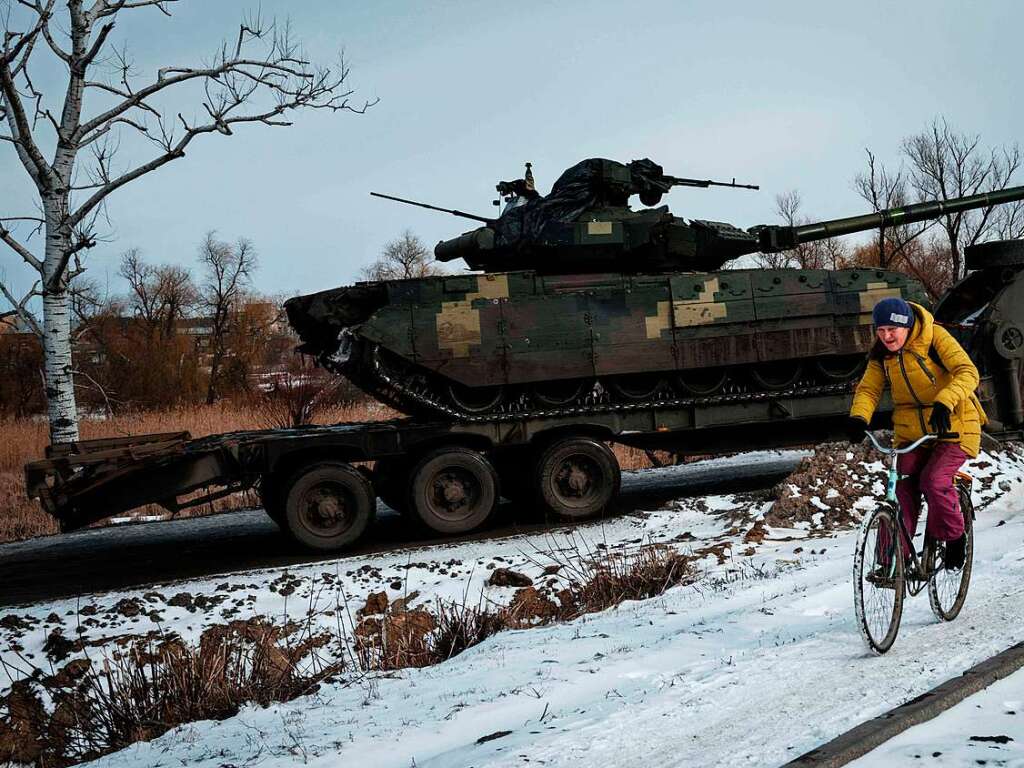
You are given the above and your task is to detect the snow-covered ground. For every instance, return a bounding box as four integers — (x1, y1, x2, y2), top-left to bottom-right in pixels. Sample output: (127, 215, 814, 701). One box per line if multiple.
(852, 664, 1024, 766)
(3, 443, 1024, 767)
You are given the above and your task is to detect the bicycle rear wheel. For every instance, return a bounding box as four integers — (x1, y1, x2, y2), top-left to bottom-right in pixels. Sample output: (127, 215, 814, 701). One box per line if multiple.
(853, 504, 906, 654)
(928, 484, 974, 621)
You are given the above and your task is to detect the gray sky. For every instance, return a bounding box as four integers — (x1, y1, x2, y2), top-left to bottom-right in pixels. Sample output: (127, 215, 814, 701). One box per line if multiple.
(1, 0, 1021, 304)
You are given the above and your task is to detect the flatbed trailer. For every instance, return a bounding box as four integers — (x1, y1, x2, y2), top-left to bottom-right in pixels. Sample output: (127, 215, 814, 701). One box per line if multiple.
(24, 382, 880, 551)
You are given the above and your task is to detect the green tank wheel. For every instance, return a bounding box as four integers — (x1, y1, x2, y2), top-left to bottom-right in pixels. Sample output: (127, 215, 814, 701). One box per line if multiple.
(749, 361, 803, 391)
(676, 368, 728, 396)
(815, 355, 864, 381)
(609, 374, 665, 401)
(447, 382, 505, 413)
(531, 379, 585, 407)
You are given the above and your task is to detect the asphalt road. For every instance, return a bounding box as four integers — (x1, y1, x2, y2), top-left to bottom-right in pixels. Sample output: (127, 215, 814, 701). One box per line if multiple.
(0, 452, 803, 607)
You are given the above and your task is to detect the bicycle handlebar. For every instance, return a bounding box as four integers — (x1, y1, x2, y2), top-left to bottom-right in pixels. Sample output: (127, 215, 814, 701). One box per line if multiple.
(862, 430, 961, 456)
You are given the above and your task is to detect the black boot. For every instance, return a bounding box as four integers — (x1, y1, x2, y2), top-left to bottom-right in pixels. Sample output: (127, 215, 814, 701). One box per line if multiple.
(944, 534, 967, 570)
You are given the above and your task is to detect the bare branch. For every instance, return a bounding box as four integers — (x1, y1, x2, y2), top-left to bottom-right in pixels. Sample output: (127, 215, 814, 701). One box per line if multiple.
(0, 55, 57, 188)
(0, 276, 43, 336)
(0, 222, 43, 271)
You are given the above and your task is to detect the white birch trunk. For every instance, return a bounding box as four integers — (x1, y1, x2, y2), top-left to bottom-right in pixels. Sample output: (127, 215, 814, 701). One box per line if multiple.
(41, 287, 79, 443)
(42, 197, 80, 444)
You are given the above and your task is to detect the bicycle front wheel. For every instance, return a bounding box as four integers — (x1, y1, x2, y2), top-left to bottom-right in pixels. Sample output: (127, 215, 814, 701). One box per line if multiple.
(928, 484, 974, 621)
(853, 504, 906, 654)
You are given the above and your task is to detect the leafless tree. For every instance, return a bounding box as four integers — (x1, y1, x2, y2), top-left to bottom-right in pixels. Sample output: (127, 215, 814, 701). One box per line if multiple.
(199, 232, 256, 405)
(361, 230, 443, 281)
(902, 118, 1021, 280)
(853, 149, 930, 269)
(118, 248, 196, 336)
(0, 1, 372, 442)
(754, 190, 847, 270)
(993, 197, 1024, 241)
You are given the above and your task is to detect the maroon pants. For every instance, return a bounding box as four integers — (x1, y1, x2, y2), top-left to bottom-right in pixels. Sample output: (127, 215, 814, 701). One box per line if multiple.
(890, 442, 968, 556)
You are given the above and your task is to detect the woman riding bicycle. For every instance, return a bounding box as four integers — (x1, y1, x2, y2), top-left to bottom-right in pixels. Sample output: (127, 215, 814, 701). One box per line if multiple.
(846, 297, 986, 571)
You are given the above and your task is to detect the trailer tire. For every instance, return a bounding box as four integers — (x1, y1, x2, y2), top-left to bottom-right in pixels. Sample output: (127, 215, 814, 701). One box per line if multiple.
(283, 462, 374, 551)
(534, 437, 620, 520)
(407, 447, 498, 534)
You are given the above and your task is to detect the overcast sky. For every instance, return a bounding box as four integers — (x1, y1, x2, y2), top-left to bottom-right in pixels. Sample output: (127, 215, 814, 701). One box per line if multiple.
(1, 0, 1021, 305)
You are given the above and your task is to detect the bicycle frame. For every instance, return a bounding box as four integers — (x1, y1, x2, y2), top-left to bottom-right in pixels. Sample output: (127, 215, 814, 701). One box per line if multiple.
(863, 431, 954, 590)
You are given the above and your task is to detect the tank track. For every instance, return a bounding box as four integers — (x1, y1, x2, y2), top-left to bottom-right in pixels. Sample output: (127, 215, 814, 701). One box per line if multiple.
(326, 344, 856, 423)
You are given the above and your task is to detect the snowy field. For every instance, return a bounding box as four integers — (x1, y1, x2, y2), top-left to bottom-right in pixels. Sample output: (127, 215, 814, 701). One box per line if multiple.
(852, 663, 1024, 767)
(2, 443, 1024, 767)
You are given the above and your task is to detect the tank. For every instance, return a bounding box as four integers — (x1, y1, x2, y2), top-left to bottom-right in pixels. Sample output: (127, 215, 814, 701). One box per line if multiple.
(284, 159, 1024, 418)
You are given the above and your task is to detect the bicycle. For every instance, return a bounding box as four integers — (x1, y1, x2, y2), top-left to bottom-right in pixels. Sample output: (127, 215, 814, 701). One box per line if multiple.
(852, 431, 975, 654)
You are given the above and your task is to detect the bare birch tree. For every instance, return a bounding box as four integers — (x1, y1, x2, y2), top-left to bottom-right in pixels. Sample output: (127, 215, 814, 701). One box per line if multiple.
(0, 1, 371, 442)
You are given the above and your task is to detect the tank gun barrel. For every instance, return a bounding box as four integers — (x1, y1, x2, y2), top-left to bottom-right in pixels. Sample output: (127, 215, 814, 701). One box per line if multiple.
(663, 175, 759, 191)
(370, 192, 494, 224)
(757, 184, 1024, 252)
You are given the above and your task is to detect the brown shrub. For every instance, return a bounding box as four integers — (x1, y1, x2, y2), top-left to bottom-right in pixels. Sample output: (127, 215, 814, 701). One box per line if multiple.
(0, 618, 343, 768)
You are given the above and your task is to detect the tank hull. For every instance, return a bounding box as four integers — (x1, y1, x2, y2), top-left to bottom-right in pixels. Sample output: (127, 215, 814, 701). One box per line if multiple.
(286, 267, 928, 417)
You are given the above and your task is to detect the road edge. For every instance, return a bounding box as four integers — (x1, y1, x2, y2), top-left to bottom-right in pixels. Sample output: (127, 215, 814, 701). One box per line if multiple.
(783, 640, 1024, 767)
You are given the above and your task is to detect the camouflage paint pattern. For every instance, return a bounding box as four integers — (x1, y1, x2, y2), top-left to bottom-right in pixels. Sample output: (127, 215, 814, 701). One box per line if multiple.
(356, 267, 926, 387)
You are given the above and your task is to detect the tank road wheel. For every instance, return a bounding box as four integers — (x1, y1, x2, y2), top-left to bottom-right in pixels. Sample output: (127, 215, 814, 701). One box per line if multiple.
(447, 381, 505, 414)
(373, 457, 412, 514)
(534, 437, 621, 521)
(815, 354, 865, 382)
(609, 374, 665, 401)
(408, 447, 499, 534)
(749, 361, 803, 391)
(676, 368, 728, 396)
(531, 379, 585, 408)
(283, 462, 375, 552)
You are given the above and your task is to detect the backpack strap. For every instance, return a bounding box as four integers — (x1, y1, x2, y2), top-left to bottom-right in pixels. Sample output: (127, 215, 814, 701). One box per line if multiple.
(928, 342, 947, 372)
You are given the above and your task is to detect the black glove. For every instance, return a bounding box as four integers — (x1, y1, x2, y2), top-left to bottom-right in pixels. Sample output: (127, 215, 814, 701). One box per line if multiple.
(845, 416, 868, 443)
(929, 402, 952, 435)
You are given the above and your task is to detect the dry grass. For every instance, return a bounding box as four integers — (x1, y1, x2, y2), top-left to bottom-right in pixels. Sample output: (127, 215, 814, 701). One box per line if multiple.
(0, 618, 348, 767)
(354, 542, 695, 672)
(0, 400, 397, 544)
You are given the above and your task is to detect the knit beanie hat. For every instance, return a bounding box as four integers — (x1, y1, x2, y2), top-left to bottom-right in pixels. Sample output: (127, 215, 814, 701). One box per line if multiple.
(872, 297, 914, 329)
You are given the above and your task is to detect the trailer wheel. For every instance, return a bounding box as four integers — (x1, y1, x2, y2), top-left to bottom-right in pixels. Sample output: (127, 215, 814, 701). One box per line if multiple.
(534, 438, 620, 520)
(283, 462, 374, 551)
(407, 447, 498, 534)
(373, 457, 411, 514)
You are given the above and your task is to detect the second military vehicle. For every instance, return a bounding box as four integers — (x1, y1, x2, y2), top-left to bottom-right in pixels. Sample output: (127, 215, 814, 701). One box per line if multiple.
(285, 158, 1024, 418)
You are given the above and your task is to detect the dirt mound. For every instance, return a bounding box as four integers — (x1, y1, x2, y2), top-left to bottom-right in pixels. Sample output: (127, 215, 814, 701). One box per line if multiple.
(765, 440, 884, 534)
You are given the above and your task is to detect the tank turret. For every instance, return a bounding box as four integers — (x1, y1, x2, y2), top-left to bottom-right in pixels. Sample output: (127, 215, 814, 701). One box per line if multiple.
(410, 158, 1024, 274)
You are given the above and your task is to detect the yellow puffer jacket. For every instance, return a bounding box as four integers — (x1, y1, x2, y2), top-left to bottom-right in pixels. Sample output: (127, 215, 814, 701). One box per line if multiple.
(850, 302, 986, 457)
